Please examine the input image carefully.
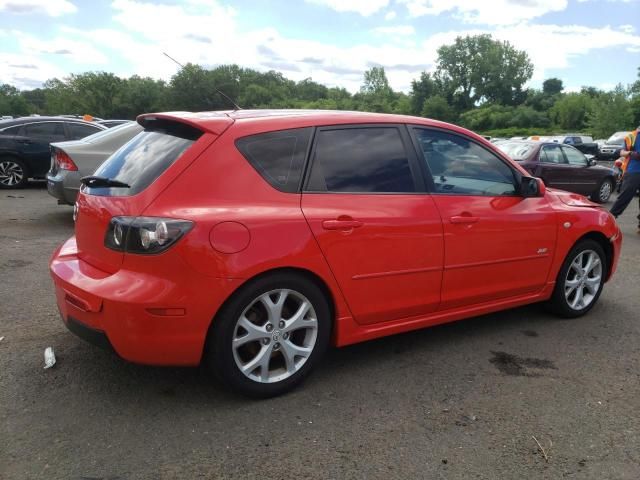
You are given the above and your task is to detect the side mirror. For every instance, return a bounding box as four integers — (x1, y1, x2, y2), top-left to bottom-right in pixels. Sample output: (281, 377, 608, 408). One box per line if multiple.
(586, 156, 597, 166)
(521, 176, 546, 198)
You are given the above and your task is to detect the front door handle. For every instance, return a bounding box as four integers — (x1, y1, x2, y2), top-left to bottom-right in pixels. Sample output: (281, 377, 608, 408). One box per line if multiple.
(322, 219, 363, 230)
(450, 215, 479, 224)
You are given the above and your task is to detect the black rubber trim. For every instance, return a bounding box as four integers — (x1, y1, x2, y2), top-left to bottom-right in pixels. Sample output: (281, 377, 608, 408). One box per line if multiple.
(65, 316, 115, 353)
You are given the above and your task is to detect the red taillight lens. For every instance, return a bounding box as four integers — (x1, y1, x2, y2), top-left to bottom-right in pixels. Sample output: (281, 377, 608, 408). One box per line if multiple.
(54, 149, 78, 171)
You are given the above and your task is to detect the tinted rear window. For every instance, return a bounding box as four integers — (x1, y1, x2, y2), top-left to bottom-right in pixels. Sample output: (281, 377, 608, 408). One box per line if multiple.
(89, 124, 201, 196)
(235, 128, 312, 193)
(306, 127, 415, 193)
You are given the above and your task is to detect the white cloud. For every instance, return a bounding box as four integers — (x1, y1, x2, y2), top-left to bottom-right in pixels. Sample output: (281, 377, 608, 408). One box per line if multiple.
(304, 0, 389, 16)
(0, 0, 76, 17)
(620, 24, 635, 33)
(418, 23, 640, 82)
(384, 10, 397, 20)
(0, 52, 67, 89)
(372, 25, 415, 36)
(398, 0, 568, 25)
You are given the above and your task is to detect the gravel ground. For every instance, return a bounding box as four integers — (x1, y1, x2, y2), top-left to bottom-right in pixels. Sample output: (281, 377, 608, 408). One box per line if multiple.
(1, 183, 639, 479)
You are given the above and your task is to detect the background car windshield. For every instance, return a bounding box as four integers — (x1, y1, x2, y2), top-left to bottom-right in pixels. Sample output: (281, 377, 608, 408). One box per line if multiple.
(91, 130, 196, 195)
(496, 142, 535, 160)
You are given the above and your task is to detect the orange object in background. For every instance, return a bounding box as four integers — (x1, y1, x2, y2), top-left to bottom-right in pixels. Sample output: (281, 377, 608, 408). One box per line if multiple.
(82, 114, 94, 122)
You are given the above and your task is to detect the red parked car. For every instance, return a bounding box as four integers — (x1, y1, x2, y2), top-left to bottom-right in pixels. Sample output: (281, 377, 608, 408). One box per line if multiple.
(50, 110, 622, 397)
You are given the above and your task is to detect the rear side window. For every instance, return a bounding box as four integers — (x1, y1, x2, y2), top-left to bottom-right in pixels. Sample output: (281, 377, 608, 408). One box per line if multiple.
(541, 145, 566, 164)
(90, 123, 202, 196)
(68, 122, 102, 140)
(235, 128, 312, 193)
(306, 127, 415, 193)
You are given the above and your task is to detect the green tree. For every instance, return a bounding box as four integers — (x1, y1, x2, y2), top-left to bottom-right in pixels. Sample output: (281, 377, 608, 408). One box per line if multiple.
(543, 78, 563, 96)
(421, 95, 456, 123)
(434, 34, 533, 109)
(549, 93, 593, 131)
(587, 85, 633, 139)
(409, 72, 439, 115)
(0, 84, 30, 116)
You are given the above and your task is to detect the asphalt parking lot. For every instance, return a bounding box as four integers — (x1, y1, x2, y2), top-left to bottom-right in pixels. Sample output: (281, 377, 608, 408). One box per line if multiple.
(1, 184, 639, 479)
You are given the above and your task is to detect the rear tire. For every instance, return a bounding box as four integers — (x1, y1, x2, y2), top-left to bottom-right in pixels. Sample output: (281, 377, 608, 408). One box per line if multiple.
(546, 239, 606, 318)
(0, 157, 28, 189)
(207, 272, 331, 398)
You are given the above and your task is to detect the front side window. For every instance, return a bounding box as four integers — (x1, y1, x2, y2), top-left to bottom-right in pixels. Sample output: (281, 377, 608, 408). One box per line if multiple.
(413, 128, 517, 196)
(562, 146, 587, 166)
(540, 145, 566, 164)
(236, 127, 312, 193)
(306, 127, 415, 193)
(24, 122, 66, 141)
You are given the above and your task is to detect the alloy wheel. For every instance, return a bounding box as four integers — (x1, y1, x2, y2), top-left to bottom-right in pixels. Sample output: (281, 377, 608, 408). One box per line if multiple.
(0, 160, 24, 187)
(232, 289, 318, 383)
(598, 180, 612, 202)
(564, 250, 602, 311)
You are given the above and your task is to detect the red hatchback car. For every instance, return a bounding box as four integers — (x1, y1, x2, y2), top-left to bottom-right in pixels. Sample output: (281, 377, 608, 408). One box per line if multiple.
(50, 110, 622, 397)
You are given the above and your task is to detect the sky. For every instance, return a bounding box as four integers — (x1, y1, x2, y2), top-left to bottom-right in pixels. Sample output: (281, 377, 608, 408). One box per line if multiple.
(0, 0, 639, 94)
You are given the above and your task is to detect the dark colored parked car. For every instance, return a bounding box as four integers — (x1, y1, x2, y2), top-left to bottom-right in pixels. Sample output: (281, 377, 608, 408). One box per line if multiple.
(498, 141, 617, 203)
(0, 117, 106, 188)
(598, 137, 626, 161)
(550, 134, 599, 156)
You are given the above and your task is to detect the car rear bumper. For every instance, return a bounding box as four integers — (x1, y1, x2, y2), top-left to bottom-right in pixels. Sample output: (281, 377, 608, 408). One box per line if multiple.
(50, 236, 242, 365)
(46, 171, 79, 205)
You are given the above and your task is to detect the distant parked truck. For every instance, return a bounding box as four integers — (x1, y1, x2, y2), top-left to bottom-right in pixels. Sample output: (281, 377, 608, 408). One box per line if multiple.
(597, 131, 628, 161)
(550, 134, 599, 156)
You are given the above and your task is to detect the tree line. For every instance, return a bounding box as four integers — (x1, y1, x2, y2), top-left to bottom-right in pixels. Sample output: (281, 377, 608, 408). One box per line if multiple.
(1, 34, 639, 139)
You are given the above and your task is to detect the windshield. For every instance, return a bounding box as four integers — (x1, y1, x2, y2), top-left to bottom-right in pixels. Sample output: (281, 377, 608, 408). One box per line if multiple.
(496, 142, 535, 160)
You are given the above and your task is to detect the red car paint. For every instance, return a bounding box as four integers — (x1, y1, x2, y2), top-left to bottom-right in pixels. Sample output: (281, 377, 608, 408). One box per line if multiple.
(50, 110, 622, 366)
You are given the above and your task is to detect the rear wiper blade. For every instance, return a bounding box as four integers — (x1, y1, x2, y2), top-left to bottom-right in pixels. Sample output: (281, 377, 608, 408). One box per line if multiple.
(81, 176, 130, 188)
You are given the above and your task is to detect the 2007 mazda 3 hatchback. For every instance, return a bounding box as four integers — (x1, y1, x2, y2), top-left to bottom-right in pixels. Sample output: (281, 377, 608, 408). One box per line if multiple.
(50, 110, 622, 397)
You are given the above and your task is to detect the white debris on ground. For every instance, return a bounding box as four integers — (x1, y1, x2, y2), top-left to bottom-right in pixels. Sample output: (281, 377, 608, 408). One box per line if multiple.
(0, 336, 4, 342)
(44, 347, 56, 369)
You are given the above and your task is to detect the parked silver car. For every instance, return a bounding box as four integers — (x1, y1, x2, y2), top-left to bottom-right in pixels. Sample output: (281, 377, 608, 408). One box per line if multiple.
(46, 121, 143, 205)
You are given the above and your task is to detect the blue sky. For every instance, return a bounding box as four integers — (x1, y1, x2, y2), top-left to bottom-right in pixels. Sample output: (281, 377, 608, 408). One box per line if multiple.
(0, 0, 639, 93)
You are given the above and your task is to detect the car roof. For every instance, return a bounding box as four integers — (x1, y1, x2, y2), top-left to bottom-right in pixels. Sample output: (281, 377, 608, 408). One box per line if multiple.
(137, 109, 471, 137)
(0, 116, 104, 128)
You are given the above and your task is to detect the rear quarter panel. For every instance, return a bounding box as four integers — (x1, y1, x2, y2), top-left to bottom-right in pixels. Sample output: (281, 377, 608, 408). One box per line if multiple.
(141, 125, 354, 329)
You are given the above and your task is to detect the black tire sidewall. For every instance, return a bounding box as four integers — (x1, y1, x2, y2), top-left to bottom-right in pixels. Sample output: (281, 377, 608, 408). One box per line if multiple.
(0, 157, 29, 189)
(208, 273, 331, 398)
(549, 239, 607, 318)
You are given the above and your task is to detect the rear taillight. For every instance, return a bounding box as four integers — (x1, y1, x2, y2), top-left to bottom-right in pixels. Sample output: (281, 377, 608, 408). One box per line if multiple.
(105, 217, 193, 254)
(53, 148, 78, 171)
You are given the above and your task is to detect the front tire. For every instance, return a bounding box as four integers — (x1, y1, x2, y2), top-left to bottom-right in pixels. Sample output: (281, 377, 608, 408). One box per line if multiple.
(0, 157, 28, 189)
(593, 178, 613, 203)
(207, 273, 331, 398)
(546, 239, 606, 318)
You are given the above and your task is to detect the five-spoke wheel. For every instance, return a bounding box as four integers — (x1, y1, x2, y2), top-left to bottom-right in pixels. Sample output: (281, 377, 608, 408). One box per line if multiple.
(548, 239, 606, 318)
(208, 273, 330, 398)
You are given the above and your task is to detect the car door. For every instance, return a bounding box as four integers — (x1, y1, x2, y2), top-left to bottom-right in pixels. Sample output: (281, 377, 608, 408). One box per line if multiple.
(20, 121, 68, 176)
(534, 143, 576, 192)
(560, 145, 598, 195)
(410, 127, 557, 311)
(301, 125, 444, 325)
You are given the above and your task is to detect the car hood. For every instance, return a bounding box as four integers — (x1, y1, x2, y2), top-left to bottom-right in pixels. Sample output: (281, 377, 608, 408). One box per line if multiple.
(548, 188, 600, 208)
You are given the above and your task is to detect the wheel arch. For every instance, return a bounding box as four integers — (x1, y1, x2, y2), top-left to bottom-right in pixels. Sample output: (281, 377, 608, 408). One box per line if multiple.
(202, 266, 338, 362)
(573, 231, 614, 281)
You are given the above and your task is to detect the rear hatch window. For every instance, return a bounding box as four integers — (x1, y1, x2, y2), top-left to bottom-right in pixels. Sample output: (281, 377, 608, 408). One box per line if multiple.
(87, 121, 202, 196)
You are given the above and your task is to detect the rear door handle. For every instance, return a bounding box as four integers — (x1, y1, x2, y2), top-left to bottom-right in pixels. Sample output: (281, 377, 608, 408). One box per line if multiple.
(322, 219, 363, 230)
(450, 215, 479, 224)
